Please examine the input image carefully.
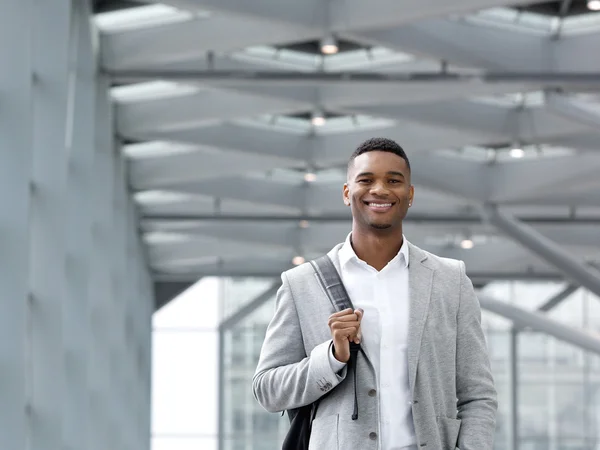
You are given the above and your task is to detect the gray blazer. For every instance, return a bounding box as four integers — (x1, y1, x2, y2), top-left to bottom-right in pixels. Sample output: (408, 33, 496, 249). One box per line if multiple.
(253, 241, 497, 450)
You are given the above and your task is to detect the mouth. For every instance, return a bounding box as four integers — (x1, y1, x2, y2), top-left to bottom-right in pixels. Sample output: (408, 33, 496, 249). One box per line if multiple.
(363, 201, 395, 212)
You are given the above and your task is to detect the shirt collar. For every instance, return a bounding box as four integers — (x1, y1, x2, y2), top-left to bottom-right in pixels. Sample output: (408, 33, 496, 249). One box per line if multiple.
(339, 232, 409, 269)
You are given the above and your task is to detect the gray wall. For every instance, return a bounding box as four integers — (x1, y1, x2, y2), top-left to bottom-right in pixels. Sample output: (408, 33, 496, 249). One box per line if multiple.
(0, 1, 154, 449)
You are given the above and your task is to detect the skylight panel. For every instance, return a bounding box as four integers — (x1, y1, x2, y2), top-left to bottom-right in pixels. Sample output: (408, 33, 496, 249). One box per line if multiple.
(94, 4, 206, 33)
(123, 141, 200, 159)
(461, 6, 554, 35)
(111, 81, 203, 103)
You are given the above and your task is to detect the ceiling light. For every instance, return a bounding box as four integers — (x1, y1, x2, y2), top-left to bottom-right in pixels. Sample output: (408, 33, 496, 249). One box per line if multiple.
(299, 220, 310, 228)
(292, 256, 305, 265)
(304, 172, 317, 182)
(311, 110, 326, 127)
(588, 0, 600, 10)
(320, 35, 339, 55)
(460, 239, 474, 249)
(510, 147, 525, 159)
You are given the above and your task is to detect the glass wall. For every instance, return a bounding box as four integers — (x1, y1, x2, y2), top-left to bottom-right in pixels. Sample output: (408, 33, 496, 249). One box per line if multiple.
(220, 278, 287, 450)
(220, 278, 600, 450)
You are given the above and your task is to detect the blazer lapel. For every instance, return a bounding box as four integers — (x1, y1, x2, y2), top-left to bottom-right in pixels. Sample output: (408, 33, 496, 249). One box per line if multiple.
(407, 243, 433, 395)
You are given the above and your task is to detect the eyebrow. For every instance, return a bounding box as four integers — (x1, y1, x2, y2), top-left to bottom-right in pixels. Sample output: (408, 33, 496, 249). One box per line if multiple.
(355, 171, 405, 179)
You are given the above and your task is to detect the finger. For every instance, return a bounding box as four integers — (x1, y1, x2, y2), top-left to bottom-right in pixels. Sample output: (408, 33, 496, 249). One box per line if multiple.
(330, 321, 361, 330)
(334, 327, 359, 339)
(330, 314, 358, 323)
(355, 308, 364, 322)
(329, 308, 354, 319)
(328, 314, 358, 327)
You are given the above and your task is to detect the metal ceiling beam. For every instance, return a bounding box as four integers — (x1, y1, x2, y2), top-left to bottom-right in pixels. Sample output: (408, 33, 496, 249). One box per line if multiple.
(479, 294, 600, 355)
(484, 205, 600, 298)
(121, 99, 592, 166)
(537, 284, 579, 312)
(489, 154, 600, 204)
(219, 281, 281, 331)
(146, 0, 323, 30)
(346, 19, 548, 72)
(149, 238, 555, 281)
(555, 30, 600, 73)
(140, 213, 600, 224)
(126, 123, 314, 162)
(208, 81, 528, 110)
(153, 0, 540, 34)
(348, 17, 600, 79)
(144, 221, 600, 262)
(108, 69, 600, 85)
(116, 89, 309, 136)
(545, 92, 600, 130)
(331, 0, 544, 32)
(129, 145, 300, 190)
(155, 269, 563, 283)
(147, 236, 290, 263)
(101, 14, 318, 70)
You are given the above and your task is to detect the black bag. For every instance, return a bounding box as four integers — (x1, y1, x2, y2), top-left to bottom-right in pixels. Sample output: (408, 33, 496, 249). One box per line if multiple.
(281, 255, 361, 450)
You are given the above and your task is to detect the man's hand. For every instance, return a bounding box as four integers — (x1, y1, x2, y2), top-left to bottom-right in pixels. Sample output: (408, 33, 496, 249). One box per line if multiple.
(328, 308, 363, 363)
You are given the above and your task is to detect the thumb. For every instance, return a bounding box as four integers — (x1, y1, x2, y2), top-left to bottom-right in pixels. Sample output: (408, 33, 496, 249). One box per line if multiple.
(355, 308, 364, 321)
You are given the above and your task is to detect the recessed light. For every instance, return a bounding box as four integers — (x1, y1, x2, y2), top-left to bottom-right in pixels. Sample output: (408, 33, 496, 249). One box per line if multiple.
(510, 148, 525, 158)
(304, 172, 317, 182)
(320, 35, 339, 55)
(311, 110, 326, 126)
(460, 239, 474, 249)
(588, 0, 600, 11)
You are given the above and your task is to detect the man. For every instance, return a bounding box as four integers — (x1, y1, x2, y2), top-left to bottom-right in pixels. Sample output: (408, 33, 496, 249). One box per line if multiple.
(253, 138, 497, 450)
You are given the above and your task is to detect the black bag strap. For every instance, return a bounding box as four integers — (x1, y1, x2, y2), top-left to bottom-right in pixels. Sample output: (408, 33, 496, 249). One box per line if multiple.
(310, 254, 361, 420)
(310, 255, 355, 312)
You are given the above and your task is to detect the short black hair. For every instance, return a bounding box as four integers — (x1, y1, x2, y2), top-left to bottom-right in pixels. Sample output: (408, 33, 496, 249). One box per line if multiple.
(348, 137, 411, 172)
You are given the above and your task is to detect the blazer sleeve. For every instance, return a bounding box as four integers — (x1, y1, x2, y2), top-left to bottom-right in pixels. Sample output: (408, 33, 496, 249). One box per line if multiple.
(252, 271, 348, 413)
(455, 260, 498, 450)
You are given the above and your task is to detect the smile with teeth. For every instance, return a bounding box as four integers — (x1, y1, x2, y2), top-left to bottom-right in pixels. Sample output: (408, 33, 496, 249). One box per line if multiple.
(365, 201, 394, 211)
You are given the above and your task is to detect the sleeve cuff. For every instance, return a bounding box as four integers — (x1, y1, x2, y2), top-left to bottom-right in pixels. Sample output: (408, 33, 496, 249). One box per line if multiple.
(328, 342, 348, 375)
(309, 339, 348, 390)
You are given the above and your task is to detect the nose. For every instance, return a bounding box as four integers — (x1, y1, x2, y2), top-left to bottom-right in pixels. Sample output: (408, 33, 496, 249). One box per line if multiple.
(370, 181, 389, 197)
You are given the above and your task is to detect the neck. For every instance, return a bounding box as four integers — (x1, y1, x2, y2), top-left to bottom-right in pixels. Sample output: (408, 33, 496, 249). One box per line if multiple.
(350, 223, 404, 271)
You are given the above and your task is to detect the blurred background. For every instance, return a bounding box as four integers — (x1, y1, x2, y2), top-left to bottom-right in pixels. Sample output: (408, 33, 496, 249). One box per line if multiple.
(2, 0, 600, 449)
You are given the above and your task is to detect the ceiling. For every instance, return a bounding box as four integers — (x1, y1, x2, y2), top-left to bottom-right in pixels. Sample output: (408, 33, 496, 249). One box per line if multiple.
(94, 0, 600, 290)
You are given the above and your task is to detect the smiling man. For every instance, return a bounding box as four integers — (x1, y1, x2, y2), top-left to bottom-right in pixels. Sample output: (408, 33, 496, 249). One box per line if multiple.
(253, 138, 497, 450)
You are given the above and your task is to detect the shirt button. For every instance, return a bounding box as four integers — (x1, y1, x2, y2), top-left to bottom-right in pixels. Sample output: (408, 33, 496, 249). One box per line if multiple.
(369, 432, 377, 440)
(368, 389, 377, 397)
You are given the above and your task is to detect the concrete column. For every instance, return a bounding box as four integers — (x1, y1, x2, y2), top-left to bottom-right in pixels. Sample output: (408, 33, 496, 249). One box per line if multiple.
(508, 327, 519, 450)
(0, 1, 33, 448)
(2, 4, 153, 450)
(63, 1, 96, 448)
(88, 73, 117, 450)
(28, 1, 72, 448)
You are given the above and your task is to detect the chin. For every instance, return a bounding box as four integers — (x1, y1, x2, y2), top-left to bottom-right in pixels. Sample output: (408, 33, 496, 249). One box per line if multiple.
(370, 223, 392, 230)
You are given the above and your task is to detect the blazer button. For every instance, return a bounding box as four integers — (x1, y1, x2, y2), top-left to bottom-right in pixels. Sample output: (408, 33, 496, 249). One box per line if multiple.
(368, 389, 377, 397)
(369, 432, 377, 440)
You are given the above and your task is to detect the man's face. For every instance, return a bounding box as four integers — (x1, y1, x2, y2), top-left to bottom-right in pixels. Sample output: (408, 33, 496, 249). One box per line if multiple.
(343, 151, 414, 231)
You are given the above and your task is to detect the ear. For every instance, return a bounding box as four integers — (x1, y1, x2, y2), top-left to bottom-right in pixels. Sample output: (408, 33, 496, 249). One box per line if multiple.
(343, 183, 350, 206)
(408, 185, 415, 207)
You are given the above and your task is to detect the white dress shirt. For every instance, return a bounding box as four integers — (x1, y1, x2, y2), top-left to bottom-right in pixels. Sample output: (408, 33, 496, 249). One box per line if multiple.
(328, 233, 416, 449)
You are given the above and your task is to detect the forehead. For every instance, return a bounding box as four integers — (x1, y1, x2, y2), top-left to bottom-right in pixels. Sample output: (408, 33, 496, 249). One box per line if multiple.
(349, 151, 408, 174)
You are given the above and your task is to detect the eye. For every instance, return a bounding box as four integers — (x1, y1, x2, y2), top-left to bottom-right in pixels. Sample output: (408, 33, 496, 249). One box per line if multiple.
(357, 179, 371, 184)
(389, 179, 401, 184)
